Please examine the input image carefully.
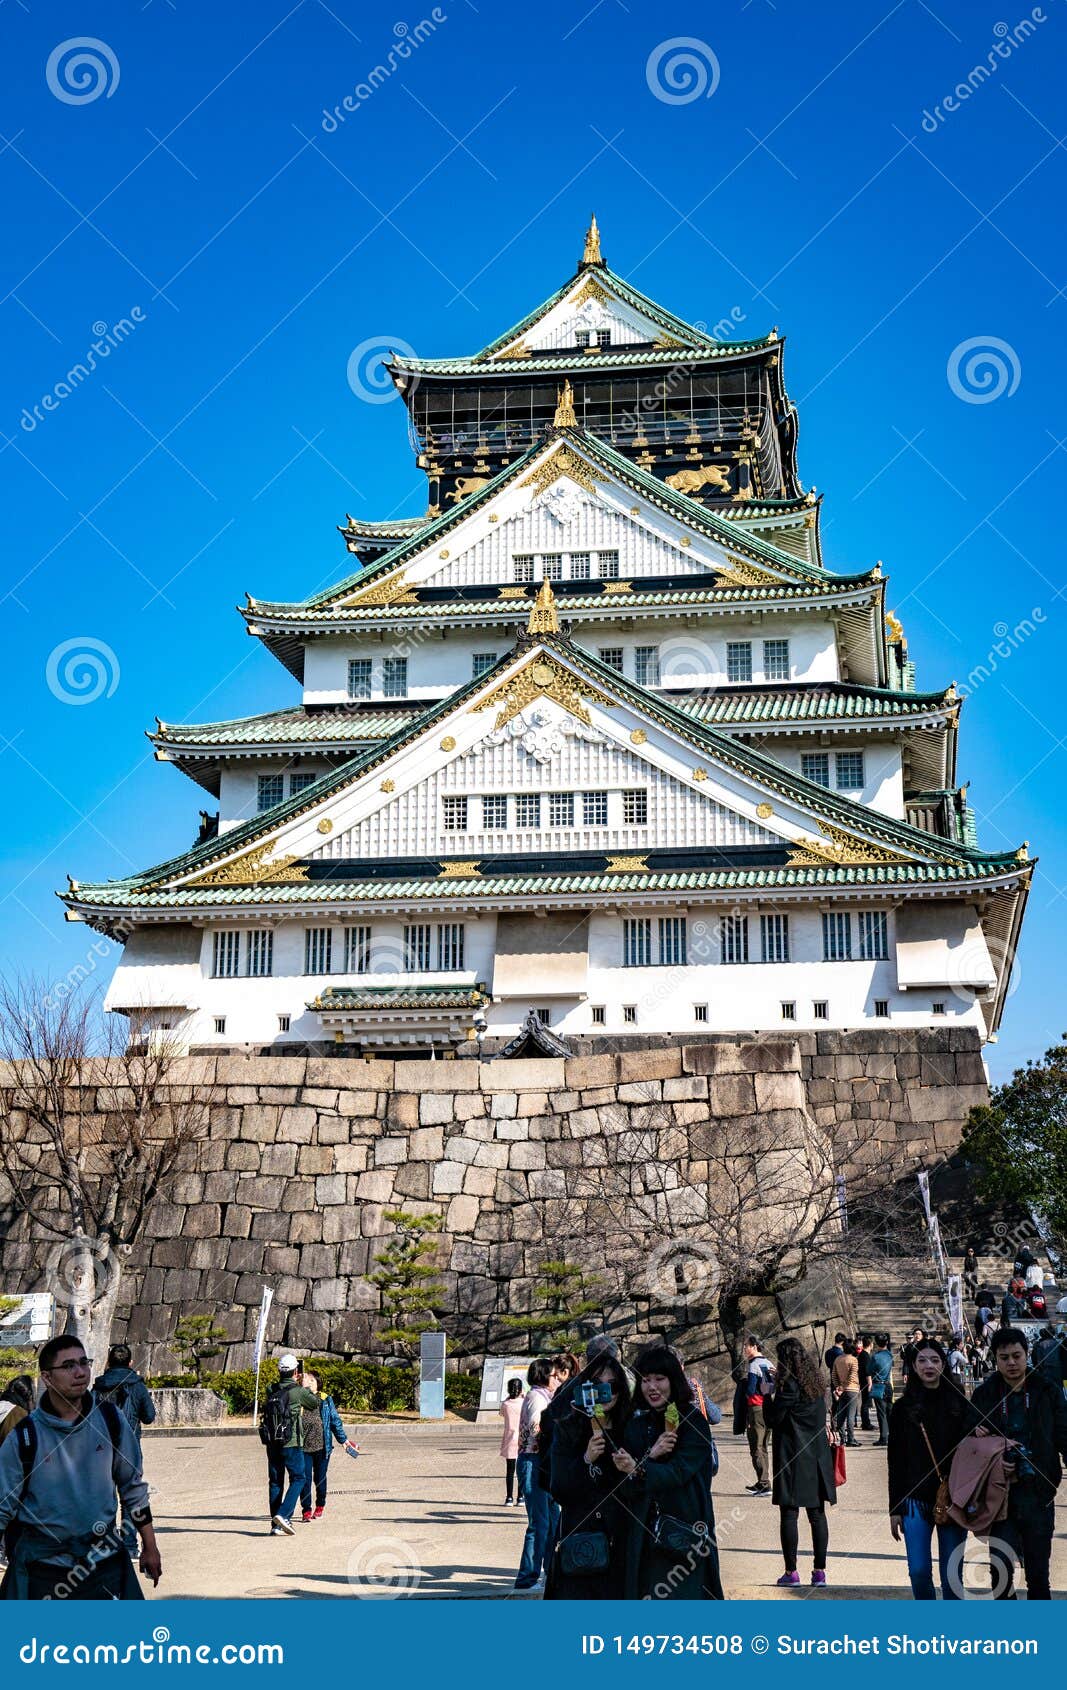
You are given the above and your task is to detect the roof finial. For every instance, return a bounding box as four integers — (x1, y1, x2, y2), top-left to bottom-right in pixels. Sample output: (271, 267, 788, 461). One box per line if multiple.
(553, 378, 577, 428)
(885, 611, 904, 644)
(581, 213, 603, 268)
(528, 578, 560, 635)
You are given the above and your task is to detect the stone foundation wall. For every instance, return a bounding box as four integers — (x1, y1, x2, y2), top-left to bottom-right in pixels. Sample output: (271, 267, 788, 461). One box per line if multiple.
(0, 1031, 987, 1376)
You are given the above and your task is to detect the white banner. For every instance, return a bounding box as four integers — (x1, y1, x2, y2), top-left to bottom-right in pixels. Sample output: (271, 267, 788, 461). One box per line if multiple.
(929, 1214, 947, 1281)
(947, 1273, 964, 1337)
(253, 1287, 274, 1367)
(917, 1169, 932, 1224)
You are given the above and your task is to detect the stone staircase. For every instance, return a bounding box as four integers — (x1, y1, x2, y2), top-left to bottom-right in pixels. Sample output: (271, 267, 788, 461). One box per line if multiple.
(849, 1254, 947, 1344)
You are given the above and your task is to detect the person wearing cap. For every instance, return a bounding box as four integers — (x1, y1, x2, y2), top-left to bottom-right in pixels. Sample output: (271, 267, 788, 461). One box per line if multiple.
(265, 1355, 322, 1537)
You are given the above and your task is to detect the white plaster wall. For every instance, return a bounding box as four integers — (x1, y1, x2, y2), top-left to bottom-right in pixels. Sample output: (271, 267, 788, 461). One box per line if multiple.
(751, 739, 904, 818)
(219, 761, 335, 831)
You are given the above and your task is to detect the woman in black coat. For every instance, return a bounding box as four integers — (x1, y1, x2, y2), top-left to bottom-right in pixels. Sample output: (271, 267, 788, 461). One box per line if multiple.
(887, 1337, 978, 1600)
(545, 1355, 631, 1600)
(763, 1337, 836, 1588)
(613, 1346, 723, 1601)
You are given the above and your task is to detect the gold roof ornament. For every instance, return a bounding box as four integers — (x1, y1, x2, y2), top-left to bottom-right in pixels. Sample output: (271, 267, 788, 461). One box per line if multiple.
(472, 652, 616, 732)
(886, 611, 905, 645)
(581, 213, 603, 267)
(528, 578, 560, 635)
(553, 379, 577, 428)
(187, 844, 307, 888)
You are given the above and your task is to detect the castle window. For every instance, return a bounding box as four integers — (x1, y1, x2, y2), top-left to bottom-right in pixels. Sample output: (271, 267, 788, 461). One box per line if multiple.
(382, 656, 408, 698)
(575, 330, 590, 348)
(212, 931, 241, 978)
(836, 751, 865, 791)
(214, 1017, 227, 1035)
(859, 910, 889, 961)
(304, 927, 332, 975)
(595, 328, 611, 348)
(442, 796, 468, 832)
(347, 658, 372, 699)
(513, 554, 535, 582)
(822, 911, 852, 961)
(658, 916, 687, 967)
(802, 753, 830, 788)
(436, 923, 465, 971)
(247, 929, 274, 977)
(622, 789, 648, 825)
(760, 913, 790, 963)
(534, 1007, 550, 1024)
(721, 914, 749, 964)
(591, 1004, 606, 1025)
(623, 1004, 637, 1024)
(874, 999, 889, 1019)
(599, 647, 624, 673)
(623, 918, 652, 968)
(813, 1000, 829, 1021)
(483, 794, 508, 830)
(694, 1003, 709, 1023)
(515, 793, 541, 828)
(635, 645, 660, 686)
(541, 554, 563, 581)
(549, 792, 574, 827)
(570, 552, 590, 579)
(278, 1014, 291, 1033)
(289, 772, 316, 797)
(344, 925, 371, 973)
(404, 925, 433, 972)
(763, 638, 789, 681)
(257, 774, 284, 813)
(597, 550, 620, 578)
(726, 641, 752, 683)
(780, 1001, 797, 1021)
(472, 652, 497, 678)
(583, 790, 608, 826)
(932, 1000, 946, 1016)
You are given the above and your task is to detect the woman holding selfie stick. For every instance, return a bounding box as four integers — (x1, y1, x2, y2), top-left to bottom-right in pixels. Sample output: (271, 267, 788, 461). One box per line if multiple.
(546, 1355, 632, 1599)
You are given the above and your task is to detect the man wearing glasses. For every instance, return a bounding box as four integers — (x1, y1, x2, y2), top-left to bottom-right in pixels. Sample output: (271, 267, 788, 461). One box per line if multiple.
(0, 1335, 162, 1599)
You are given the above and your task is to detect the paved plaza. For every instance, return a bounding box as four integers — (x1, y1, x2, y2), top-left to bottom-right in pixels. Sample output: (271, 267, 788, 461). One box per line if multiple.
(142, 1423, 1067, 1600)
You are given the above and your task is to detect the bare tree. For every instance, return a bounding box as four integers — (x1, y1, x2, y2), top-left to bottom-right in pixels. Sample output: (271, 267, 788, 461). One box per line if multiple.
(0, 978, 208, 1362)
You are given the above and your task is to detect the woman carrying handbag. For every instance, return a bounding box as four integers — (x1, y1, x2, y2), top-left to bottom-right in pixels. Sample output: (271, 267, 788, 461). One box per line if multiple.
(764, 1338, 837, 1587)
(546, 1355, 631, 1599)
(887, 1336, 978, 1600)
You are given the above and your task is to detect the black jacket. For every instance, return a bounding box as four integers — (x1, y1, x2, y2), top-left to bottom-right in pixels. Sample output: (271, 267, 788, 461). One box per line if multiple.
(619, 1406, 722, 1600)
(546, 1406, 627, 1600)
(971, 1369, 1067, 1503)
(886, 1382, 979, 1516)
(763, 1378, 837, 1511)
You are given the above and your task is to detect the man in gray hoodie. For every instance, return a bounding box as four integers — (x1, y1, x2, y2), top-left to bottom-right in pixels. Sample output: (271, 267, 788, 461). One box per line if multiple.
(0, 1334, 161, 1600)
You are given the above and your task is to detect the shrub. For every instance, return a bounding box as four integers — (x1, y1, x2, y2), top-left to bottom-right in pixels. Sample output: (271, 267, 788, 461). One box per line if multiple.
(0, 1349, 37, 1393)
(144, 1359, 482, 1415)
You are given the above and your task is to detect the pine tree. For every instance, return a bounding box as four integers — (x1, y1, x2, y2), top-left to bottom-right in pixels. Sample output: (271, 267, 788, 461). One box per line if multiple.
(501, 1258, 602, 1351)
(173, 1313, 229, 1383)
(369, 1209, 446, 1359)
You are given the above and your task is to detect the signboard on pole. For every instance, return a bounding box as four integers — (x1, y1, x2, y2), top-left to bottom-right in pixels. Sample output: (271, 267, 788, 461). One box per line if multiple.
(917, 1170, 932, 1224)
(420, 1331, 446, 1420)
(252, 1287, 273, 1430)
(476, 1356, 533, 1424)
(0, 1292, 54, 1347)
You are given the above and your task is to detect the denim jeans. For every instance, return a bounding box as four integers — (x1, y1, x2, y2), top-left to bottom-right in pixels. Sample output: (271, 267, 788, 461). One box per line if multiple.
(515, 1453, 559, 1586)
(900, 1498, 966, 1600)
(300, 1448, 330, 1512)
(834, 1391, 860, 1444)
(267, 1447, 308, 1521)
(872, 1395, 889, 1442)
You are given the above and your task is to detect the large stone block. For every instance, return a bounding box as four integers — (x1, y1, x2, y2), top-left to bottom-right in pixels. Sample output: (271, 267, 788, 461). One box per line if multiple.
(616, 1047, 681, 1082)
(663, 1075, 708, 1102)
(373, 1136, 408, 1166)
(754, 1071, 805, 1113)
(393, 1162, 430, 1200)
(483, 1057, 566, 1093)
(395, 1059, 480, 1093)
(311, 1277, 350, 1312)
(446, 1193, 480, 1232)
(289, 1211, 323, 1245)
(321, 1205, 364, 1243)
(509, 1142, 547, 1170)
(354, 1170, 395, 1202)
(564, 1054, 618, 1089)
(286, 1311, 332, 1350)
(306, 1056, 394, 1089)
(241, 1105, 282, 1143)
(333, 1144, 370, 1173)
(296, 1146, 334, 1175)
(225, 1142, 261, 1172)
(420, 1093, 455, 1125)
(409, 1126, 444, 1161)
(462, 1166, 497, 1197)
(260, 1142, 299, 1176)
(432, 1162, 465, 1195)
(681, 1042, 747, 1076)
(182, 1204, 222, 1239)
(217, 1054, 306, 1086)
(317, 1118, 352, 1145)
(708, 1073, 757, 1115)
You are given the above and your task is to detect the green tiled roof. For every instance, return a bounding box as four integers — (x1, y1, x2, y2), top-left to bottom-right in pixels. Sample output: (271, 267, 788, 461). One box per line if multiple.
(394, 344, 778, 378)
(152, 706, 424, 749)
(309, 985, 487, 1011)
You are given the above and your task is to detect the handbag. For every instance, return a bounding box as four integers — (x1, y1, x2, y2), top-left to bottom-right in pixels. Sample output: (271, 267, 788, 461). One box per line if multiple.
(919, 1424, 952, 1525)
(833, 1442, 847, 1487)
(652, 1509, 710, 1556)
(558, 1529, 611, 1576)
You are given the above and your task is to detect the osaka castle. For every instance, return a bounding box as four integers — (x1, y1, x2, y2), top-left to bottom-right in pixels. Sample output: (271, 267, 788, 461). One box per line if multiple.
(63, 219, 1031, 1054)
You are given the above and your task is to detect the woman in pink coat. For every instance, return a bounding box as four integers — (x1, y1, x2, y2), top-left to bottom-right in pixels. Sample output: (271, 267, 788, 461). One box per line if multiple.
(499, 1378, 524, 1506)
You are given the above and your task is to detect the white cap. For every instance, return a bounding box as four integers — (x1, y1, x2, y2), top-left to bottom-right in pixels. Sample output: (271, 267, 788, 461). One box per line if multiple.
(278, 1353, 299, 1373)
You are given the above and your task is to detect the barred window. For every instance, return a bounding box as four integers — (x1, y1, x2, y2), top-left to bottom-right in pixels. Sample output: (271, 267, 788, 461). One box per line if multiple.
(382, 656, 407, 698)
(212, 931, 241, 978)
(874, 998, 890, 1018)
(623, 1004, 637, 1024)
(437, 923, 464, 971)
(304, 927, 332, 975)
(622, 789, 648, 825)
(278, 1014, 291, 1033)
(726, 641, 752, 683)
(257, 774, 284, 813)
(483, 794, 508, 830)
(763, 638, 789, 681)
(246, 929, 273, 978)
(347, 658, 372, 699)
(781, 1001, 797, 1021)
(598, 647, 624, 673)
(721, 914, 749, 964)
(541, 554, 563, 581)
(658, 916, 687, 967)
(404, 925, 432, 972)
(597, 550, 620, 578)
(813, 1000, 829, 1021)
(570, 551, 590, 579)
(836, 751, 865, 791)
(472, 652, 497, 678)
(822, 911, 852, 961)
(575, 330, 590, 349)
(591, 1004, 606, 1025)
(859, 910, 889, 961)
(760, 913, 790, 963)
(214, 1016, 227, 1035)
(802, 753, 830, 788)
(513, 554, 535, 582)
(289, 772, 316, 796)
(344, 925, 371, 974)
(635, 645, 660, 686)
(583, 790, 608, 826)
(515, 793, 541, 828)
(623, 918, 652, 968)
(694, 1004, 709, 1023)
(595, 328, 611, 348)
(549, 792, 574, 826)
(442, 796, 468, 832)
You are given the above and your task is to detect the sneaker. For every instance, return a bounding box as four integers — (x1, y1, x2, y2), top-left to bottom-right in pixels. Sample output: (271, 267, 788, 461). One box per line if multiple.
(269, 1526, 283, 1537)
(271, 1515, 295, 1537)
(503, 1498, 516, 1507)
(776, 1571, 800, 1586)
(302, 1510, 314, 1523)
(745, 1481, 764, 1492)
(811, 1569, 828, 1587)
(313, 1507, 325, 1519)
(753, 1483, 771, 1494)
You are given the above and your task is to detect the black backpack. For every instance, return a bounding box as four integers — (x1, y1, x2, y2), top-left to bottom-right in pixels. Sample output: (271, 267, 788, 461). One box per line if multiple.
(95, 1379, 133, 1419)
(259, 1382, 295, 1447)
(3, 1401, 124, 1558)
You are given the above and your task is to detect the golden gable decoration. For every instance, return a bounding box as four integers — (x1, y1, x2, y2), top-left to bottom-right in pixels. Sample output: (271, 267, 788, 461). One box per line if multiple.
(786, 821, 914, 869)
(715, 556, 783, 588)
(438, 860, 481, 879)
(471, 653, 616, 732)
(527, 579, 560, 635)
(188, 845, 308, 887)
(572, 274, 609, 307)
(605, 855, 649, 873)
(520, 442, 603, 498)
(341, 569, 418, 608)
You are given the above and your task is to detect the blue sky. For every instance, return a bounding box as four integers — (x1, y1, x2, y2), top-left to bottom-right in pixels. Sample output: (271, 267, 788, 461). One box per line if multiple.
(1, 0, 1064, 1081)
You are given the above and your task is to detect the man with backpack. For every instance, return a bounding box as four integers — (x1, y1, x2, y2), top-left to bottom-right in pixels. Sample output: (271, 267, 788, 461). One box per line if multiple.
(741, 1333, 775, 1494)
(869, 1335, 894, 1445)
(260, 1353, 322, 1537)
(0, 1334, 160, 1599)
(94, 1343, 157, 1550)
